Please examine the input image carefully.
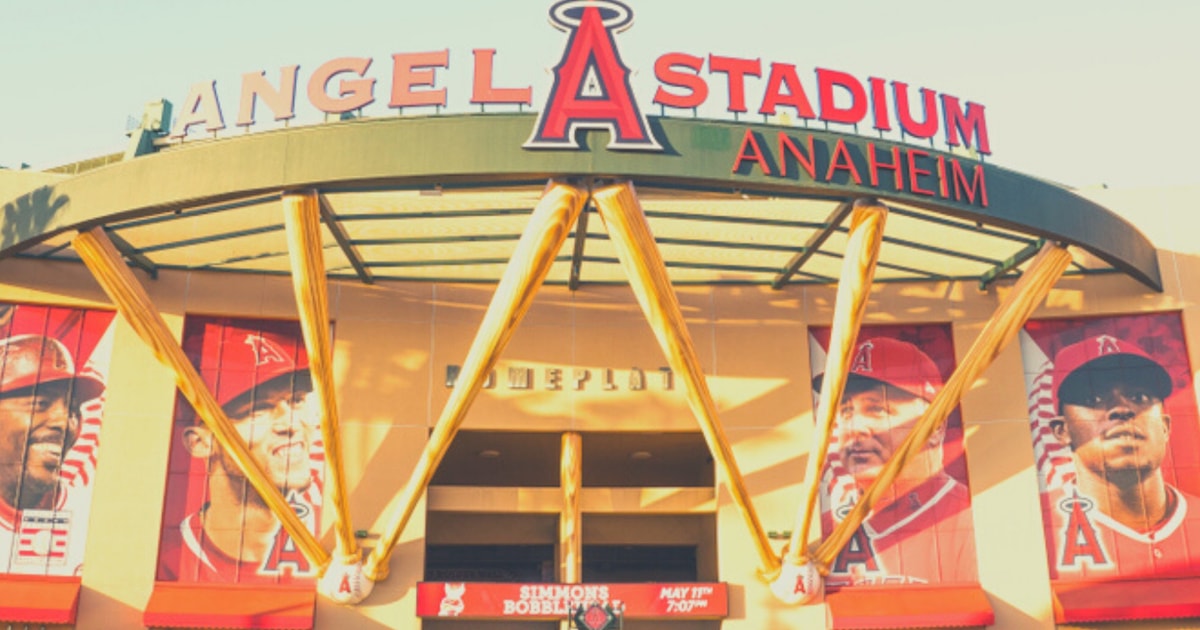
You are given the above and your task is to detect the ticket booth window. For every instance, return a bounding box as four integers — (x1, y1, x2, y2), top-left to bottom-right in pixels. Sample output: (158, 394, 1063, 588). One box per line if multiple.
(425, 544, 555, 582)
(582, 545, 697, 583)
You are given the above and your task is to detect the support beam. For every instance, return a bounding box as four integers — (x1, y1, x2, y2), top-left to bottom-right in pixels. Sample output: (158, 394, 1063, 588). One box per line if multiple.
(591, 181, 778, 577)
(785, 199, 887, 568)
(560, 432, 583, 583)
(317, 193, 374, 285)
(568, 204, 591, 291)
(282, 191, 359, 565)
(363, 181, 587, 581)
(72, 227, 329, 570)
(978, 238, 1045, 290)
(814, 241, 1072, 568)
(105, 229, 158, 280)
(772, 201, 854, 289)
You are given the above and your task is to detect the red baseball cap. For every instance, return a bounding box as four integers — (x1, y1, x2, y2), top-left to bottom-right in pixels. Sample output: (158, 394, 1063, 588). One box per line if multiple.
(192, 322, 311, 414)
(0, 334, 106, 405)
(1052, 334, 1172, 410)
(813, 337, 943, 402)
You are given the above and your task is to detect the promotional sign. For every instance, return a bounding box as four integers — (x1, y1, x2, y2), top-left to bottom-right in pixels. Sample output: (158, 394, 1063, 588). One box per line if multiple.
(156, 316, 325, 584)
(1021, 313, 1200, 581)
(0, 303, 116, 576)
(808, 324, 978, 587)
(415, 581, 727, 619)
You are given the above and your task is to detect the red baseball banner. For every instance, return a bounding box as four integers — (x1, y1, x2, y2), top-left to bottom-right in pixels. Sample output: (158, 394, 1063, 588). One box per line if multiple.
(156, 316, 325, 584)
(1021, 313, 1200, 581)
(807, 324, 978, 587)
(415, 582, 728, 619)
(0, 302, 116, 576)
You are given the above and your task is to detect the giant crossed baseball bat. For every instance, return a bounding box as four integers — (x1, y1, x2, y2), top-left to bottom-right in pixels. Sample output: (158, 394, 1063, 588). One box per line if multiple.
(363, 181, 587, 581)
(591, 182, 778, 575)
(281, 192, 359, 569)
(813, 241, 1072, 568)
(561, 432, 583, 584)
(73, 227, 329, 569)
(770, 199, 887, 602)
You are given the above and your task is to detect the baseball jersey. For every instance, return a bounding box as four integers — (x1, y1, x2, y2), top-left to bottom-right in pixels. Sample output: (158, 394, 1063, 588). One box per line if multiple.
(0, 487, 85, 576)
(157, 498, 318, 584)
(823, 474, 978, 587)
(1043, 483, 1200, 580)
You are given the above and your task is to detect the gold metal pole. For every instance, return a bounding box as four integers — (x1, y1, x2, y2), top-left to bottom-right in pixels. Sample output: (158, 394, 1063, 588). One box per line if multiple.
(591, 181, 778, 576)
(73, 227, 329, 568)
(560, 432, 583, 584)
(363, 181, 587, 581)
(282, 191, 359, 565)
(786, 199, 887, 566)
(814, 241, 1072, 566)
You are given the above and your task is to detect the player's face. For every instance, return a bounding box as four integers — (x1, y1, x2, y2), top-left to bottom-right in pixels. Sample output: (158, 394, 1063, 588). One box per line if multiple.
(1057, 373, 1170, 485)
(219, 378, 317, 493)
(0, 381, 78, 508)
(837, 381, 928, 489)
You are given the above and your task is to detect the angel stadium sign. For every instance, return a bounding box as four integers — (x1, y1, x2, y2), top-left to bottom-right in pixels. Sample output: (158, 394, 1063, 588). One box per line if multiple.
(169, 0, 990, 161)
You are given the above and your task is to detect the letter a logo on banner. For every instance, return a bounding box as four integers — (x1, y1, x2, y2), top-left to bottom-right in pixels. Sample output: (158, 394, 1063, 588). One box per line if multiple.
(525, 0, 663, 151)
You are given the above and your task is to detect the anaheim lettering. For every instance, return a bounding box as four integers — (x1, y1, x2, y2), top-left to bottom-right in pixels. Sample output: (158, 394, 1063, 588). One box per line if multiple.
(731, 129, 988, 207)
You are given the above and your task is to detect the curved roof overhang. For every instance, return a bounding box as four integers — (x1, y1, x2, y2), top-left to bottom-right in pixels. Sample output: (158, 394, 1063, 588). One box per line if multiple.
(0, 113, 1161, 291)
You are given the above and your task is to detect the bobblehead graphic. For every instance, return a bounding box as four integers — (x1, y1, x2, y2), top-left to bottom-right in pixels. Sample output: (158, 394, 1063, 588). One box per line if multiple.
(157, 316, 325, 584)
(0, 303, 116, 576)
(807, 324, 978, 588)
(1021, 313, 1200, 581)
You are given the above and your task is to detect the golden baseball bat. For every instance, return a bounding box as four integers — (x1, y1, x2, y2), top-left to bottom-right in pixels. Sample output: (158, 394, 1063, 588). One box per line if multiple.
(363, 181, 587, 581)
(591, 181, 778, 576)
(814, 241, 1071, 566)
(785, 200, 887, 567)
(561, 432, 583, 584)
(74, 227, 329, 568)
(282, 191, 359, 565)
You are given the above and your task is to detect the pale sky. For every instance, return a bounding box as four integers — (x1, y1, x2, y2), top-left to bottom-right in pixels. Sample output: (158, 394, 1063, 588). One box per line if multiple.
(2, 0, 1197, 190)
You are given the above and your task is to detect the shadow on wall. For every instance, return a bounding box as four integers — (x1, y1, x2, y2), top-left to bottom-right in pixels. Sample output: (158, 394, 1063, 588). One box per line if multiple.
(2, 185, 68, 251)
(76, 583, 146, 629)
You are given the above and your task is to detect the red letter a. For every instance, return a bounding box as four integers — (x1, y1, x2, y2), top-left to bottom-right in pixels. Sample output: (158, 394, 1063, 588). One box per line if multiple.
(1059, 497, 1108, 569)
(525, 1, 662, 151)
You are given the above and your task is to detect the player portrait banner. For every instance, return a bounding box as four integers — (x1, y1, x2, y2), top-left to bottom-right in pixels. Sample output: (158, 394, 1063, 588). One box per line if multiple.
(414, 582, 728, 619)
(156, 316, 326, 585)
(0, 302, 116, 576)
(1020, 312, 1200, 583)
(807, 323, 978, 588)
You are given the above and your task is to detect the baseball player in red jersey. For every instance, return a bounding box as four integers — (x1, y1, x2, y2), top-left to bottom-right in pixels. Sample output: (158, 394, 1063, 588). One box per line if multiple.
(0, 334, 105, 575)
(1045, 334, 1200, 579)
(816, 337, 978, 587)
(157, 320, 320, 584)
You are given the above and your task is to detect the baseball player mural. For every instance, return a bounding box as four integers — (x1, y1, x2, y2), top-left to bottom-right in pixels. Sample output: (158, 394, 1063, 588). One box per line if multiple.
(0, 302, 116, 576)
(157, 316, 325, 584)
(1021, 313, 1200, 580)
(809, 325, 978, 587)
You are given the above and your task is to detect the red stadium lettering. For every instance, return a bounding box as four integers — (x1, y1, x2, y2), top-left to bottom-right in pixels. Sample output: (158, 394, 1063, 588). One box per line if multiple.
(732, 130, 772, 175)
(653, 52, 708, 110)
(525, 1, 661, 150)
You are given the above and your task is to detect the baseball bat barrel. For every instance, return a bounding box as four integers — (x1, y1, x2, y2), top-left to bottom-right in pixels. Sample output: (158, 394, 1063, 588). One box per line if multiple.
(813, 241, 1072, 566)
(786, 200, 887, 567)
(282, 191, 359, 564)
(73, 227, 330, 569)
(561, 432, 583, 584)
(591, 182, 779, 576)
(363, 181, 587, 581)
